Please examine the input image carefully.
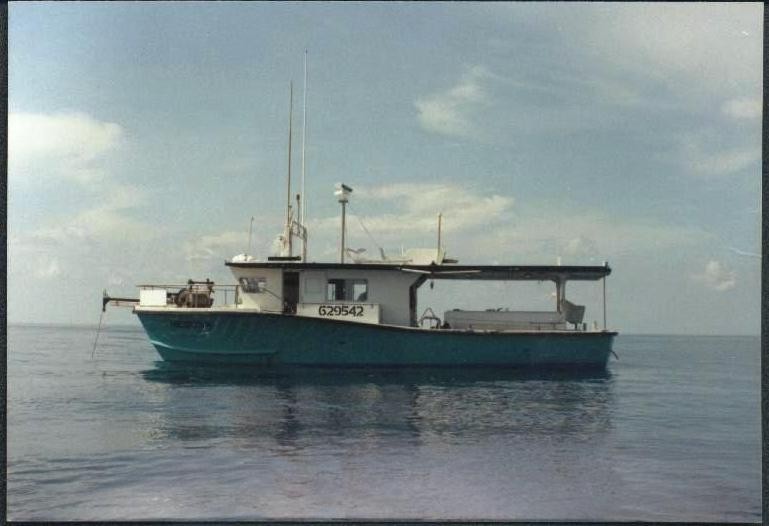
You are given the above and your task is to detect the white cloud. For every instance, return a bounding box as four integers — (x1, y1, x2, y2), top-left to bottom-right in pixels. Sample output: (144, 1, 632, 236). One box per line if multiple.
(9, 112, 124, 183)
(562, 236, 600, 258)
(184, 231, 253, 262)
(468, 210, 712, 265)
(415, 66, 490, 138)
(306, 181, 711, 265)
(9, 181, 153, 287)
(692, 260, 737, 291)
(722, 97, 762, 120)
(728, 247, 761, 259)
(563, 3, 763, 101)
(56, 184, 150, 242)
(33, 258, 61, 279)
(692, 146, 761, 177)
(343, 182, 513, 239)
(677, 129, 761, 177)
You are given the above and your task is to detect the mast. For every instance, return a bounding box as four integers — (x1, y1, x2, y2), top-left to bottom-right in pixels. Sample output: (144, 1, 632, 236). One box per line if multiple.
(340, 200, 347, 263)
(286, 81, 294, 257)
(301, 49, 308, 261)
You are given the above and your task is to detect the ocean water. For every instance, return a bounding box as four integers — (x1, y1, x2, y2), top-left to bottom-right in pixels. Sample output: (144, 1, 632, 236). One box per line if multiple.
(7, 324, 761, 521)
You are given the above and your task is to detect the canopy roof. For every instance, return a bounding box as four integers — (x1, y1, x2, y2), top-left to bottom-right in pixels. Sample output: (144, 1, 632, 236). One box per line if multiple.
(226, 261, 611, 281)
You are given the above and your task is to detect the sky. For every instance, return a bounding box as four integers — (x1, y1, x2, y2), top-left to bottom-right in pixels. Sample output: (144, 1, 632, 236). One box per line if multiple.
(8, 2, 762, 334)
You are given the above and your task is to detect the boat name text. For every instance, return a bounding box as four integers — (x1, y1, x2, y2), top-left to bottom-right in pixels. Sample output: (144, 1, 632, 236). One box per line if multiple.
(317, 305, 365, 317)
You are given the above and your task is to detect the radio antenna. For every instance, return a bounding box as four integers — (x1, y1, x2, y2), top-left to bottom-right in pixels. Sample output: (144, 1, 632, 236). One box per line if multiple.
(248, 216, 255, 255)
(300, 49, 308, 261)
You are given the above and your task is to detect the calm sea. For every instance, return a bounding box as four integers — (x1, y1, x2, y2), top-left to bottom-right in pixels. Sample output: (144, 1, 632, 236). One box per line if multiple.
(6, 324, 761, 521)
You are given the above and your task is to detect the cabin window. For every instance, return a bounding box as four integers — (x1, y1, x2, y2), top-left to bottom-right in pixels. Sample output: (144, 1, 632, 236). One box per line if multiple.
(327, 279, 346, 301)
(326, 279, 368, 302)
(352, 280, 368, 301)
(239, 277, 266, 293)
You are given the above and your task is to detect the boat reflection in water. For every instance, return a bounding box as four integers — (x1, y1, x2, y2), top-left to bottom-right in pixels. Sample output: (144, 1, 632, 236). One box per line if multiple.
(140, 363, 621, 519)
(140, 364, 614, 449)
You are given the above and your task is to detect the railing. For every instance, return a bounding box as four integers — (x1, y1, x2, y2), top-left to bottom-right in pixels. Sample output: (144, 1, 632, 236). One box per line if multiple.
(441, 308, 594, 332)
(138, 282, 240, 308)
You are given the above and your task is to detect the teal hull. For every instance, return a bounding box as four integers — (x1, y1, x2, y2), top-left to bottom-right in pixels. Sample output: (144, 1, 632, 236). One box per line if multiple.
(136, 311, 615, 368)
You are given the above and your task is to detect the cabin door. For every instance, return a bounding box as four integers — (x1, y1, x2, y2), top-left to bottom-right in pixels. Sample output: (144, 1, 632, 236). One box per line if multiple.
(283, 272, 300, 314)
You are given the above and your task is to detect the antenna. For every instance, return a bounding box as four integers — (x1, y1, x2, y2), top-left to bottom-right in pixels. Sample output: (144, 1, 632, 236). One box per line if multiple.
(301, 49, 308, 261)
(248, 216, 255, 255)
(301, 50, 308, 226)
(285, 81, 294, 257)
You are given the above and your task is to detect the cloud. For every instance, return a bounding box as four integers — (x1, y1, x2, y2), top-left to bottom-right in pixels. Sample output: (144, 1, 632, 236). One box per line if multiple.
(728, 247, 761, 259)
(305, 181, 710, 265)
(678, 130, 761, 177)
(562, 236, 600, 258)
(7, 109, 150, 274)
(47, 184, 150, 244)
(342, 182, 513, 239)
(692, 260, 737, 291)
(9, 112, 124, 183)
(33, 258, 61, 279)
(415, 66, 490, 138)
(184, 231, 253, 262)
(9, 180, 153, 291)
(561, 3, 762, 101)
(722, 97, 762, 120)
(467, 210, 712, 265)
(684, 146, 760, 178)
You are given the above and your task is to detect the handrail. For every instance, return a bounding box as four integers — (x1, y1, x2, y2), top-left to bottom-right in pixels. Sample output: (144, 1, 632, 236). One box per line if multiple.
(138, 283, 238, 290)
(136, 282, 241, 308)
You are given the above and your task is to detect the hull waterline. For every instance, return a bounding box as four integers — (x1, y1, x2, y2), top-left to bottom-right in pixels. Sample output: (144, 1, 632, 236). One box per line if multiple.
(136, 310, 616, 368)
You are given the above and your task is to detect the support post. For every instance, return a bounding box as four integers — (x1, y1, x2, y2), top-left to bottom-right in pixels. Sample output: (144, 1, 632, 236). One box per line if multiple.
(335, 183, 353, 263)
(602, 263, 608, 330)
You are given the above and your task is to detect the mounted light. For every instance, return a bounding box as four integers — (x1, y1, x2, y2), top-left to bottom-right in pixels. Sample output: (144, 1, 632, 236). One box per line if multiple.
(335, 183, 353, 263)
(335, 183, 353, 203)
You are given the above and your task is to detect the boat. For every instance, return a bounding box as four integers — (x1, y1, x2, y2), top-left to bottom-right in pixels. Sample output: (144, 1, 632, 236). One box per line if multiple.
(102, 66, 617, 368)
(121, 258, 615, 368)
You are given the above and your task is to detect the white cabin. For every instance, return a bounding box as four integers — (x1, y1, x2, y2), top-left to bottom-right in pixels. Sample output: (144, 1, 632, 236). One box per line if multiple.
(228, 262, 423, 326)
(223, 259, 610, 331)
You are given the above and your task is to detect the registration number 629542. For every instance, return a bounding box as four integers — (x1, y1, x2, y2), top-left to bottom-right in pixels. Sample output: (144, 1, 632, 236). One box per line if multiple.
(317, 304, 365, 317)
